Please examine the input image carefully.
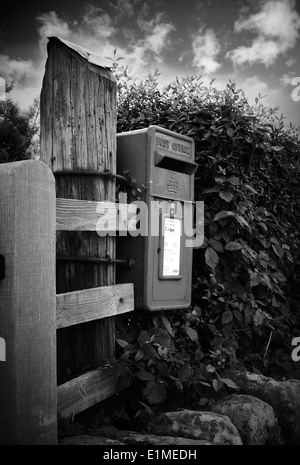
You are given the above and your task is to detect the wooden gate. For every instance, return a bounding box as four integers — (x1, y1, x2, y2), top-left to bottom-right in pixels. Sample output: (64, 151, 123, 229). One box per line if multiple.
(40, 37, 134, 421)
(0, 37, 135, 444)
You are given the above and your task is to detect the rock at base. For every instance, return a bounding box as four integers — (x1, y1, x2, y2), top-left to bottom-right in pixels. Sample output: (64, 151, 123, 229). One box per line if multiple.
(118, 431, 211, 445)
(59, 435, 124, 445)
(229, 371, 300, 444)
(151, 409, 242, 445)
(212, 394, 281, 444)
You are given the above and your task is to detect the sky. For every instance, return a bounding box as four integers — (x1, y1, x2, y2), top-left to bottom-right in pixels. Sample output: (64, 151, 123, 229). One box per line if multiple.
(0, 0, 300, 129)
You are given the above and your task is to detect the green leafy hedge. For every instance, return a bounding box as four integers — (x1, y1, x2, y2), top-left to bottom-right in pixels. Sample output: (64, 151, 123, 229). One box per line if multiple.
(114, 63, 300, 412)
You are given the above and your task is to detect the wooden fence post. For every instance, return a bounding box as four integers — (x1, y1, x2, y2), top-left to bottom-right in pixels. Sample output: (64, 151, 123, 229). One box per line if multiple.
(0, 160, 57, 444)
(40, 37, 117, 383)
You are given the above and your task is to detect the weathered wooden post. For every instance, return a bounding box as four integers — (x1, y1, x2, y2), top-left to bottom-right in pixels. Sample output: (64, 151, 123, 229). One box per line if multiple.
(0, 160, 57, 444)
(40, 37, 117, 383)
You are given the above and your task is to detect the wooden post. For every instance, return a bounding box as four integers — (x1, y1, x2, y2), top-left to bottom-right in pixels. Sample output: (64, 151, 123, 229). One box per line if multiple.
(40, 37, 117, 383)
(0, 160, 57, 445)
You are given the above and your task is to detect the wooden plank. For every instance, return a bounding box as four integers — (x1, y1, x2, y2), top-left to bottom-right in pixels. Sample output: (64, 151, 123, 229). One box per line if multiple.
(56, 283, 134, 329)
(0, 160, 57, 445)
(57, 365, 133, 418)
(56, 198, 137, 232)
(40, 37, 117, 383)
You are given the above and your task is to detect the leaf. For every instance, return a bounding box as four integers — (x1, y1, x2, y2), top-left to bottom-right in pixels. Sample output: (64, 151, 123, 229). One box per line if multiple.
(272, 243, 284, 258)
(184, 326, 198, 342)
(225, 241, 242, 251)
(258, 222, 268, 232)
(116, 338, 129, 348)
(219, 190, 234, 202)
(218, 377, 239, 390)
(208, 239, 224, 253)
(253, 310, 264, 327)
(206, 364, 216, 373)
(233, 309, 243, 322)
(178, 363, 192, 380)
(198, 398, 209, 406)
(213, 379, 223, 392)
(214, 210, 235, 221)
(142, 343, 160, 360)
(151, 328, 172, 348)
(228, 176, 240, 186)
(227, 128, 235, 138)
(222, 311, 233, 324)
(202, 185, 222, 194)
(236, 215, 250, 229)
(134, 349, 144, 362)
(261, 273, 272, 289)
(143, 380, 166, 405)
(249, 271, 261, 287)
(198, 380, 211, 387)
(205, 247, 219, 271)
(244, 184, 258, 194)
(160, 315, 174, 337)
(173, 379, 183, 390)
(135, 370, 155, 381)
(138, 330, 149, 346)
(209, 222, 219, 233)
(214, 175, 226, 184)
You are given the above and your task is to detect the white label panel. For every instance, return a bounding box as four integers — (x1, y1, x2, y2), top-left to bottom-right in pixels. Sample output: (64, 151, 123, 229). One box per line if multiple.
(162, 217, 181, 277)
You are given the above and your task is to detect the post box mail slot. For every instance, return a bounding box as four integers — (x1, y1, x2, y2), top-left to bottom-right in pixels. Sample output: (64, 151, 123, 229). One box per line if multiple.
(116, 125, 196, 311)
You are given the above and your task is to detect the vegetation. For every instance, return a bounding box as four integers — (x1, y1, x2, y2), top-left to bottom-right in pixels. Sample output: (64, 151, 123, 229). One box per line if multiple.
(0, 86, 39, 164)
(109, 58, 300, 424)
(3, 56, 300, 430)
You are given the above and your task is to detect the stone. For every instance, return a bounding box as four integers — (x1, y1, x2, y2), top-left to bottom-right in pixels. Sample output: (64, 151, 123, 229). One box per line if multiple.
(116, 431, 211, 445)
(212, 394, 281, 444)
(229, 371, 300, 444)
(151, 409, 242, 445)
(59, 435, 125, 445)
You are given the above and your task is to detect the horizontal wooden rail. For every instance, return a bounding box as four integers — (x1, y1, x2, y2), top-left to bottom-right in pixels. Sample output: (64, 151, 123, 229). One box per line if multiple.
(56, 283, 134, 329)
(57, 365, 133, 418)
(56, 198, 137, 231)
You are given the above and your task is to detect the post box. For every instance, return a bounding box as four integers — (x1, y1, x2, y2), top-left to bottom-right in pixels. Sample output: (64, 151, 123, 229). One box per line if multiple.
(116, 125, 197, 311)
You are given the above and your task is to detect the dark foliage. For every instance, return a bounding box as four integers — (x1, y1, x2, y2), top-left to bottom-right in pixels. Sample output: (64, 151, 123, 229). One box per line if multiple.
(112, 60, 300, 413)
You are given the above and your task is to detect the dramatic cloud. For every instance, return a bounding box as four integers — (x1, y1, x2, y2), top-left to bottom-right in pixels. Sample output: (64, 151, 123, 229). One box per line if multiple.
(0, 54, 36, 84)
(36, 6, 174, 71)
(280, 73, 297, 86)
(36, 7, 115, 59)
(227, 0, 300, 67)
(192, 28, 221, 74)
(1, 3, 174, 108)
(286, 57, 296, 67)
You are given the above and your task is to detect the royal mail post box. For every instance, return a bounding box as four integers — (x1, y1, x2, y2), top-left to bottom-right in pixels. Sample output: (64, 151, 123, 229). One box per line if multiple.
(116, 125, 197, 310)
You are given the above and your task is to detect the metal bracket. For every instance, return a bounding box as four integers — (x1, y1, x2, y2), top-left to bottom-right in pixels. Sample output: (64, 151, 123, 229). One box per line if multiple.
(56, 255, 134, 268)
(53, 169, 132, 185)
(0, 255, 5, 280)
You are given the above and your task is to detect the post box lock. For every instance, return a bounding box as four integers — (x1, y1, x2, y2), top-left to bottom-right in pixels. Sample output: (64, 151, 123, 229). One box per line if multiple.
(116, 125, 197, 311)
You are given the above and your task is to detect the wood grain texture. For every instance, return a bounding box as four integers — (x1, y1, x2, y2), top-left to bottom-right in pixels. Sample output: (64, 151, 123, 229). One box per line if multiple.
(0, 160, 57, 444)
(40, 37, 117, 383)
(56, 283, 134, 328)
(56, 198, 137, 232)
(57, 365, 132, 418)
